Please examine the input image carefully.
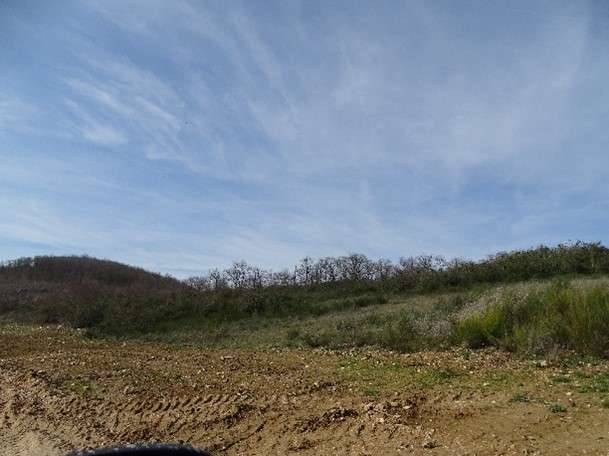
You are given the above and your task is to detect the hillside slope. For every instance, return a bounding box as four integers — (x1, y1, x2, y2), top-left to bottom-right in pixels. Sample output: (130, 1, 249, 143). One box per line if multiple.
(0, 255, 181, 289)
(2, 243, 609, 358)
(0, 256, 184, 326)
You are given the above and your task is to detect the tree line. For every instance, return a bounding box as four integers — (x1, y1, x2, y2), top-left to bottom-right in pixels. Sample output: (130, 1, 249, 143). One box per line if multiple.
(184, 241, 609, 293)
(2, 241, 609, 336)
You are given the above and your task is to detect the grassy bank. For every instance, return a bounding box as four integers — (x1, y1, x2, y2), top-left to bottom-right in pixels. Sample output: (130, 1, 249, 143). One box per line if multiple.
(131, 276, 609, 359)
(455, 278, 609, 356)
(4, 243, 609, 358)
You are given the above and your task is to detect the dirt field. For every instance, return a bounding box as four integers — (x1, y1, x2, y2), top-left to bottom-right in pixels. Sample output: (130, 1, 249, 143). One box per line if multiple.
(2, 326, 609, 455)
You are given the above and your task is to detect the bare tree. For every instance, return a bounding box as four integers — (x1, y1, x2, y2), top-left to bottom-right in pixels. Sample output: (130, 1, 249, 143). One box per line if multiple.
(373, 258, 395, 280)
(341, 253, 373, 281)
(184, 276, 210, 291)
(295, 256, 314, 286)
(271, 269, 294, 287)
(225, 261, 250, 288)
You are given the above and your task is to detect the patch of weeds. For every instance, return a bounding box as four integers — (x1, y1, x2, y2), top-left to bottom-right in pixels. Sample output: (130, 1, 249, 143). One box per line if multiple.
(364, 313, 391, 326)
(600, 398, 609, 409)
(454, 281, 609, 356)
(558, 355, 603, 369)
(67, 379, 97, 397)
(285, 328, 304, 347)
(286, 328, 301, 340)
(551, 374, 571, 384)
(379, 312, 419, 352)
(549, 402, 567, 413)
(419, 368, 460, 387)
(460, 349, 472, 360)
(479, 371, 520, 390)
(432, 294, 468, 315)
(576, 371, 609, 393)
(510, 393, 530, 403)
(300, 331, 337, 348)
(337, 359, 417, 392)
(574, 370, 592, 380)
(363, 386, 380, 397)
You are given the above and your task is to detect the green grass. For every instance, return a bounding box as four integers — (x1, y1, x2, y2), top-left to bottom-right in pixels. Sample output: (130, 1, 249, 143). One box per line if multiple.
(59, 275, 609, 360)
(111, 277, 609, 360)
(6, 242, 609, 346)
(552, 374, 572, 384)
(66, 378, 97, 397)
(455, 279, 609, 356)
(419, 368, 461, 387)
(335, 357, 466, 394)
(510, 393, 531, 403)
(363, 386, 381, 397)
(549, 402, 567, 413)
(575, 371, 609, 393)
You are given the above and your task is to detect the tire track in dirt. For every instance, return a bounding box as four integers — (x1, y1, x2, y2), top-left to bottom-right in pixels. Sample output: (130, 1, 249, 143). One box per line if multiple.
(4, 328, 609, 455)
(0, 362, 430, 455)
(0, 365, 278, 454)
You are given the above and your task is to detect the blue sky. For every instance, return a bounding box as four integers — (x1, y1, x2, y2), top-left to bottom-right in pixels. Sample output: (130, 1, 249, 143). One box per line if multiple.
(2, 0, 609, 277)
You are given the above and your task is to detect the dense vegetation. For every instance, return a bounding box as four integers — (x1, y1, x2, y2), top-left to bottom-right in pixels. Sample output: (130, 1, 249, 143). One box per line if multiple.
(2, 242, 609, 357)
(0, 255, 184, 330)
(0, 255, 182, 289)
(455, 279, 609, 356)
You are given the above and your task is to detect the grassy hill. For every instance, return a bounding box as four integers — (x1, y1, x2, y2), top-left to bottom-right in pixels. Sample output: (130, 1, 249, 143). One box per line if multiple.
(2, 243, 609, 357)
(140, 275, 609, 357)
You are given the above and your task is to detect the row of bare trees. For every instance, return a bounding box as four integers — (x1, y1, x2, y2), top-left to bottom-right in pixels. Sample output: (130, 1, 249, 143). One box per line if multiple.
(184, 253, 448, 291)
(184, 242, 609, 293)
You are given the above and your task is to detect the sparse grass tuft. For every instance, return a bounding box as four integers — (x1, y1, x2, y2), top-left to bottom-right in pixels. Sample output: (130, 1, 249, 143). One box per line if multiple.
(576, 372, 609, 393)
(363, 386, 380, 397)
(67, 379, 97, 397)
(549, 402, 567, 413)
(510, 393, 530, 403)
(419, 368, 460, 387)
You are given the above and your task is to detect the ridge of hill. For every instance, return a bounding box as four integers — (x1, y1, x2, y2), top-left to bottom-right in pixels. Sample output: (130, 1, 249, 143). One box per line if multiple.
(0, 255, 182, 290)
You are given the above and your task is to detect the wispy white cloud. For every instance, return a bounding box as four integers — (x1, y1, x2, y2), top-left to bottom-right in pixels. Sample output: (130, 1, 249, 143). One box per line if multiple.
(81, 124, 126, 146)
(2, 0, 608, 276)
(0, 94, 40, 131)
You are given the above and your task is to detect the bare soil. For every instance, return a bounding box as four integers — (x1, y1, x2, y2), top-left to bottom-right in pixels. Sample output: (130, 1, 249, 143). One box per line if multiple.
(2, 326, 609, 455)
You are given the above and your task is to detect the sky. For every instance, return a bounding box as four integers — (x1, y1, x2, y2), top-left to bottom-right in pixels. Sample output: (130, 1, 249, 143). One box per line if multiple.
(2, 0, 609, 278)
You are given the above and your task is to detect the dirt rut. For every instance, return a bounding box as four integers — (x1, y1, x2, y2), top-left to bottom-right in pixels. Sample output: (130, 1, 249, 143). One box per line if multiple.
(1, 326, 609, 455)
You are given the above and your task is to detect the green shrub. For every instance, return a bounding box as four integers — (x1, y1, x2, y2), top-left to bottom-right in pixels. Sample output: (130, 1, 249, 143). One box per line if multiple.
(510, 393, 530, 403)
(432, 294, 468, 314)
(453, 303, 506, 349)
(379, 312, 419, 352)
(456, 281, 609, 356)
(549, 403, 567, 413)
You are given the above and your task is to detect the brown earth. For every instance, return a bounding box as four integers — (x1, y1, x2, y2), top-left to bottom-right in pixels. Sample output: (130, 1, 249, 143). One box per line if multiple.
(1, 326, 609, 455)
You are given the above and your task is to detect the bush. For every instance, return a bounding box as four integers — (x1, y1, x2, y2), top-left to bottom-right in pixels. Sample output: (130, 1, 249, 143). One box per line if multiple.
(432, 294, 468, 315)
(455, 280, 609, 356)
(549, 403, 567, 413)
(379, 312, 419, 352)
